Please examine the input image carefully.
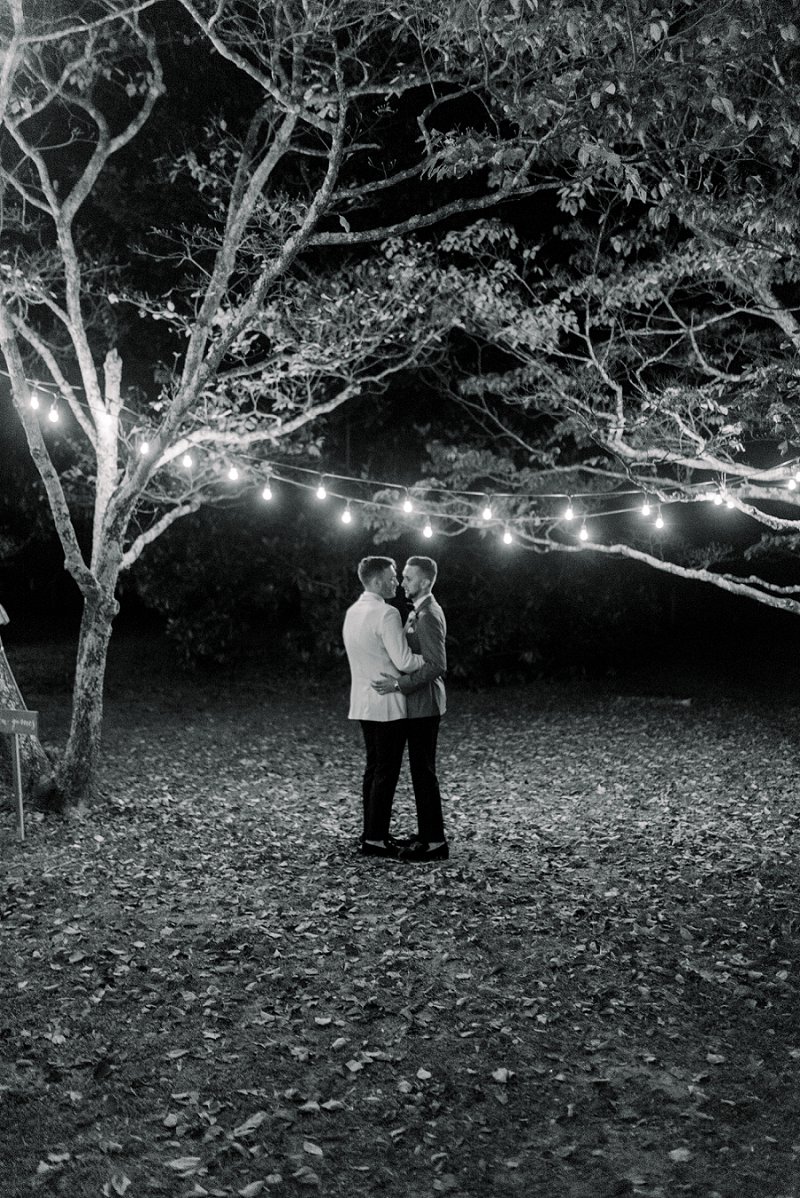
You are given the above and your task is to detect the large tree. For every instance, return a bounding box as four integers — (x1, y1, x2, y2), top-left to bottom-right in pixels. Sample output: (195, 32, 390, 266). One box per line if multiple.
(2, 0, 797, 805)
(0, 0, 563, 805)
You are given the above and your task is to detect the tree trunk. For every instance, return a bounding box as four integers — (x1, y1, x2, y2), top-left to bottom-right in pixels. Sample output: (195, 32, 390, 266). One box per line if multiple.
(56, 594, 116, 806)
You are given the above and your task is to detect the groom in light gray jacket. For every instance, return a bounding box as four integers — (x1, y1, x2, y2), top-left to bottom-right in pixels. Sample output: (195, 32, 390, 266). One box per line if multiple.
(371, 556, 448, 862)
(343, 556, 424, 858)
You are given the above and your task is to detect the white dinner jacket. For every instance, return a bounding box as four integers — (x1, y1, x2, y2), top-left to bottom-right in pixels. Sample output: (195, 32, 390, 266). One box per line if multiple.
(343, 591, 425, 721)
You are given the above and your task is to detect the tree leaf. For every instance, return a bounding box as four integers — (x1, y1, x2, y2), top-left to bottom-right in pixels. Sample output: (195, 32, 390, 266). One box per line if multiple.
(233, 1110, 268, 1137)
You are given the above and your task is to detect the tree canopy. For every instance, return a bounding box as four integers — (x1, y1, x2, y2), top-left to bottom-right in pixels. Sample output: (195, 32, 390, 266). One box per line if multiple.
(365, 0, 800, 615)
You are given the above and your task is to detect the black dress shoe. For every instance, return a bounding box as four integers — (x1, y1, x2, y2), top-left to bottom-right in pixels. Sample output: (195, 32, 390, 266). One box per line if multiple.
(360, 840, 401, 859)
(400, 841, 449, 862)
(387, 833, 417, 849)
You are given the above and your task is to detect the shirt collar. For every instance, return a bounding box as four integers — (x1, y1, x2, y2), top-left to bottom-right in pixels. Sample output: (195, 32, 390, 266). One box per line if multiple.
(413, 593, 432, 612)
(360, 590, 385, 603)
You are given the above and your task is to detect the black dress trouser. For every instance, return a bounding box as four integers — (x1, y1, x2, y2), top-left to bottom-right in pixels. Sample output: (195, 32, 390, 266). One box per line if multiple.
(360, 716, 445, 844)
(406, 715, 444, 843)
(360, 719, 407, 842)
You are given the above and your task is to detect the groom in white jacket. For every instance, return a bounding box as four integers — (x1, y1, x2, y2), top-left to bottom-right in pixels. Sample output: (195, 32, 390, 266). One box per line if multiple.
(343, 556, 425, 858)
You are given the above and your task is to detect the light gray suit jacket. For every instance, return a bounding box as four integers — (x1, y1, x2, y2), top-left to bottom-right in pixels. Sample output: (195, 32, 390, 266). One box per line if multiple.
(343, 591, 424, 721)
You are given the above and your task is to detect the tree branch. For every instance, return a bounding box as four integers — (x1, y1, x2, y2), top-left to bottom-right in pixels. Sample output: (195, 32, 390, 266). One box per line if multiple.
(121, 499, 201, 570)
(0, 299, 97, 600)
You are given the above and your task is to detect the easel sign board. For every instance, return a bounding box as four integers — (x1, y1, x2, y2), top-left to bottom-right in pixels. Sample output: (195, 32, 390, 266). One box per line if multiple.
(1, 708, 39, 841)
(0, 710, 38, 736)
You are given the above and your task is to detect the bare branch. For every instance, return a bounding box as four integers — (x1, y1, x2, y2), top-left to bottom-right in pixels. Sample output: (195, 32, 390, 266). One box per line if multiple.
(121, 498, 202, 570)
(0, 298, 97, 599)
(309, 183, 550, 247)
(9, 312, 96, 444)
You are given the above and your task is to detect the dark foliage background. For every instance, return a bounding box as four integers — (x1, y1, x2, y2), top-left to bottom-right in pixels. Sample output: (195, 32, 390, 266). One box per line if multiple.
(3, 354, 800, 693)
(17, 495, 794, 693)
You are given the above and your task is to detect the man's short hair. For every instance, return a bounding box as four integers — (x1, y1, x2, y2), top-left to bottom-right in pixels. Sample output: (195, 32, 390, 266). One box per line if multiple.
(405, 556, 438, 585)
(358, 556, 396, 586)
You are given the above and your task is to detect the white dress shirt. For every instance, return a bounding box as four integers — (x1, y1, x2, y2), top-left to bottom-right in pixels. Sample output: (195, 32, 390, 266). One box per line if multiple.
(343, 591, 425, 721)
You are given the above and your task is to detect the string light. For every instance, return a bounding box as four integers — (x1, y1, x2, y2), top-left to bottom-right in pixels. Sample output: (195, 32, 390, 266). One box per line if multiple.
(14, 373, 789, 544)
(8, 364, 779, 530)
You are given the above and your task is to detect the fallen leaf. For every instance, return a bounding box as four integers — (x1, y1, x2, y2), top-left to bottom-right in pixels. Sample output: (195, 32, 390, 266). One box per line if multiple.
(293, 1165, 320, 1186)
(233, 1111, 267, 1138)
(166, 1155, 202, 1173)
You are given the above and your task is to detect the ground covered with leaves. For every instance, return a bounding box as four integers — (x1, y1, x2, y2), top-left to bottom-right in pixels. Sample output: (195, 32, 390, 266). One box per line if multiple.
(1, 638, 799, 1198)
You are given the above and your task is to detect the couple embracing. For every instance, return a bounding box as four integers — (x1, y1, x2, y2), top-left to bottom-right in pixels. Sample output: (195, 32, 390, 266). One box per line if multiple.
(342, 556, 448, 863)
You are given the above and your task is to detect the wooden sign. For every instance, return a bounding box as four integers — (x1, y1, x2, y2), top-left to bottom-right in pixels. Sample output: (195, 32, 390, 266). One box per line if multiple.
(0, 707, 38, 841)
(0, 709, 38, 736)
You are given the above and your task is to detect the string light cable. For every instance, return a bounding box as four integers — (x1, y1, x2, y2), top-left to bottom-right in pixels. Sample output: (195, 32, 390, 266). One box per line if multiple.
(9, 367, 800, 541)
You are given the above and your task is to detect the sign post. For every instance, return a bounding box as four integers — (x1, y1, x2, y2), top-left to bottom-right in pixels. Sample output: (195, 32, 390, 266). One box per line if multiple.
(0, 709, 39, 842)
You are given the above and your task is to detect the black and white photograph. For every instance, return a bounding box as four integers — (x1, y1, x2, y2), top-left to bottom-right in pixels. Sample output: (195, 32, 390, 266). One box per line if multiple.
(1, 1, 799, 1195)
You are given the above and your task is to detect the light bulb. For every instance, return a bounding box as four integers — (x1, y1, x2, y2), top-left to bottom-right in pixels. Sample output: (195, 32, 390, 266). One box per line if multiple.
(29, 392, 40, 411)
(262, 483, 273, 501)
(713, 494, 723, 506)
(482, 504, 493, 521)
(47, 405, 59, 423)
(228, 466, 239, 481)
(139, 440, 150, 456)
(788, 479, 797, 491)
(641, 501, 651, 516)
(726, 497, 735, 509)
(579, 524, 589, 541)
(423, 520, 433, 539)
(316, 482, 327, 500)
(402, 494, 413, 513)
(502, 528, 513, 545)
(564, 502, 575, 521)
(655, 514, 664, 529)
(341, 506, 352, 524)
(182, 453, 193, 468)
